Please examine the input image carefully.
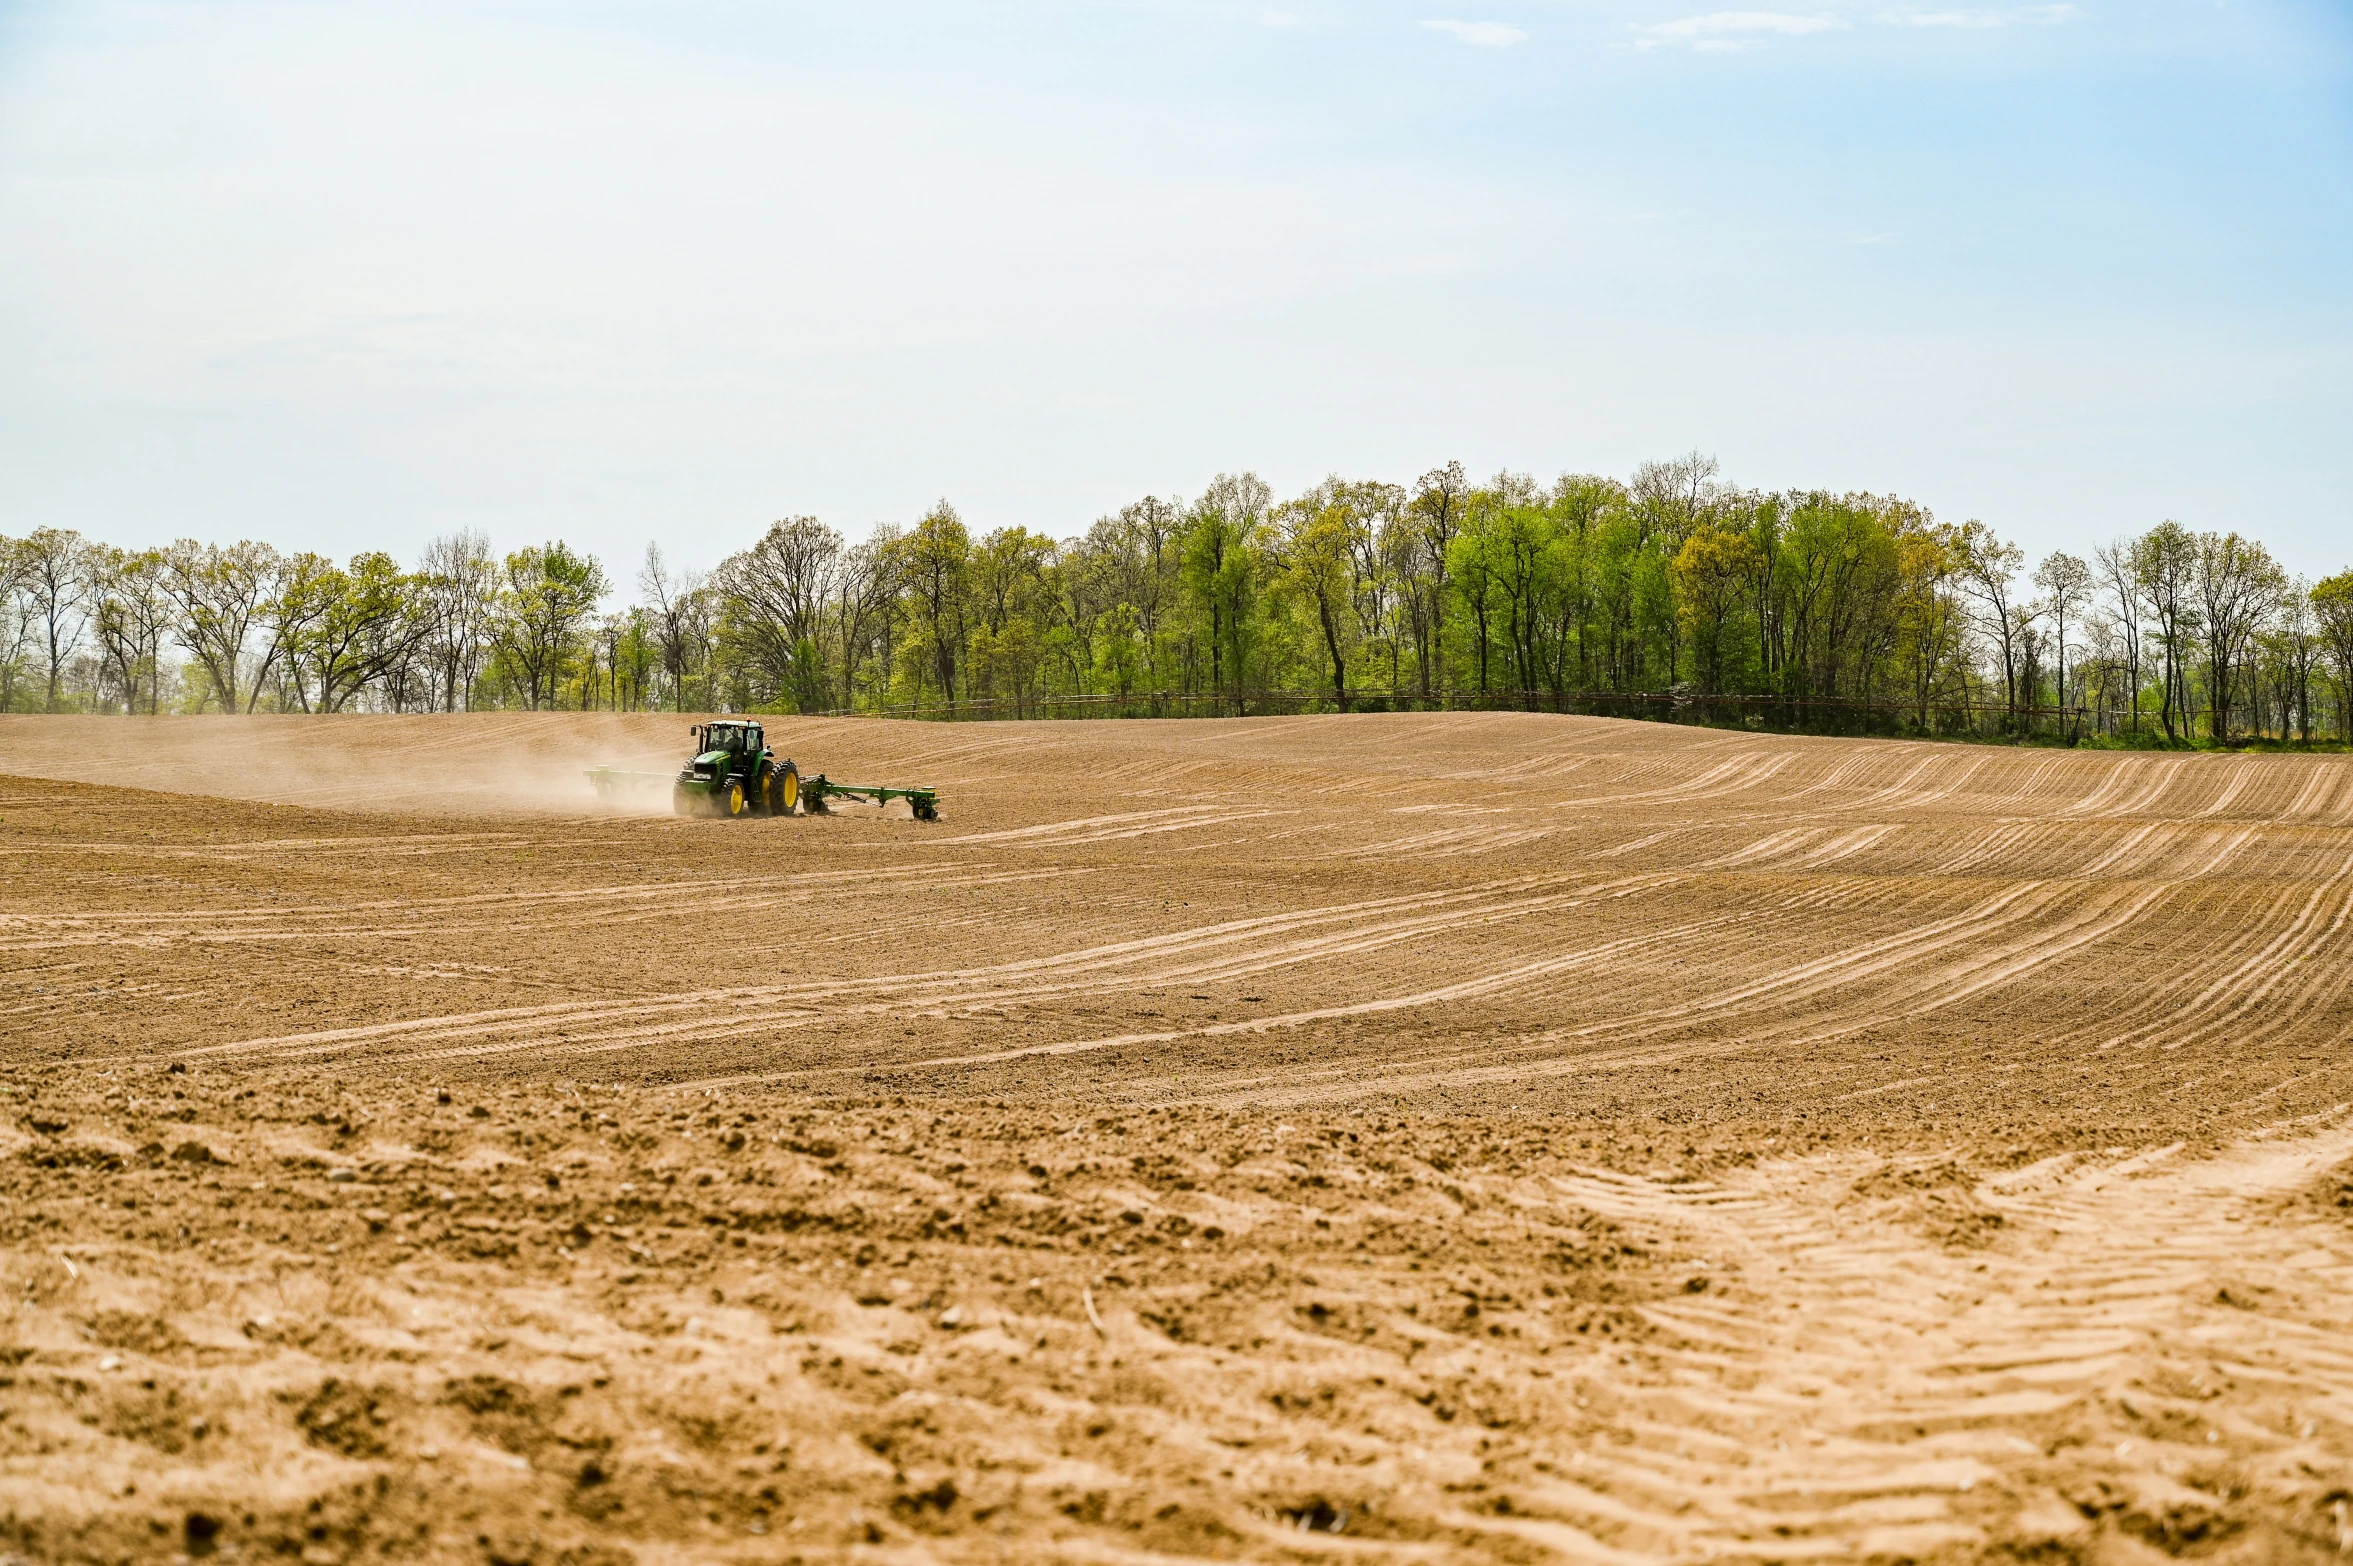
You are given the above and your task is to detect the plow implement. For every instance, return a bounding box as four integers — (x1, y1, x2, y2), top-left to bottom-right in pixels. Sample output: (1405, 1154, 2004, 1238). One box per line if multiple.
(585, 766, 670, 802)
(586, 719, 938, 822)
(799, 776, 940, 821)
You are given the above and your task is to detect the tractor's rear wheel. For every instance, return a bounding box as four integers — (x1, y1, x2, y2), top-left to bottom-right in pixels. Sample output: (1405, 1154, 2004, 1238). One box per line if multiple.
(770, 760, 800, 817)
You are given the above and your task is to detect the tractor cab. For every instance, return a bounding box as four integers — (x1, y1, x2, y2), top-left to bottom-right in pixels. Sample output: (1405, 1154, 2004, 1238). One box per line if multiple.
(692, 721, 763, 765)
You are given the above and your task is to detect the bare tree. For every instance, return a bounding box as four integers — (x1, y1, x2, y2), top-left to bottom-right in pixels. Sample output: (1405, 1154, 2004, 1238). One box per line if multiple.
(638, 544, 712, 711)
(834, 527, 901, 710)
(0, 538, 37, 712)
(1629, 450, 1723, 545)
(2033, 550, 2092, 713)
(717, 518, 844, 709)
(420, 529, 499, 711)
(1954, 521, 2029, 722)
(2092, 538, 2145, 733)
(18, 528, 94, 712)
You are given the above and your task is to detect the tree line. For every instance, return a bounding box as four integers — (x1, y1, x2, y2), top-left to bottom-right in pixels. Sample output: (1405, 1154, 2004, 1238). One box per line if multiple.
(6, 453, 2351, 745)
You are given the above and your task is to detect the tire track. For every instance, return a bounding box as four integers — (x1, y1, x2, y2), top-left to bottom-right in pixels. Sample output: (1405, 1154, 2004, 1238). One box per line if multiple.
(1496, 1120, 2353, 1559)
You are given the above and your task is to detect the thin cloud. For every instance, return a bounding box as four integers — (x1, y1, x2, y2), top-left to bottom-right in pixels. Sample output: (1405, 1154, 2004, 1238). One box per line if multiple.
(1631, 11, 1850, 48)
(1421, 19, 1531, 46)
(1881, 3, 2076, 25)
(1256, 10, 1301, 26)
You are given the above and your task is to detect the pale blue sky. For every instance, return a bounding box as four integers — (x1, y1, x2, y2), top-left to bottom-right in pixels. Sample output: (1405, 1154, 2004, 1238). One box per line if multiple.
(1, 1, 2347, 577)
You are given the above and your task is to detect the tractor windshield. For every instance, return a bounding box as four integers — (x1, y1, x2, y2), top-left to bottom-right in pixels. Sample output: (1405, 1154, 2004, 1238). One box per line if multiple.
(703, 725, 747, 752)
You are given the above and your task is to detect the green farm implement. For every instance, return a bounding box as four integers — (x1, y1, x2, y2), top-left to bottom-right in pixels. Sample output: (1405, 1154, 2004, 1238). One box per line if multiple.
(798, 776, 940, 820)
(584, 719, 938, 822)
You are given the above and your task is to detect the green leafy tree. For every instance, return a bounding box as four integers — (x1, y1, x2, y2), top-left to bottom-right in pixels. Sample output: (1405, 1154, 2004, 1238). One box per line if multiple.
(2133, 522, 2201, 741)
(1894, 524, 1966, 728)
(1674, 525, 1762, 695)
(2192, 531, 2286, 743)
(1402, 462, 1468, 696)
(497, 542, 609, 711)
(897, 503, 971, 705)
(161, 539, 283, 713)
(2315, 572, 2353, 742)
(90, 546, 174, 714)
(1273, 491, 1359, 710)
(1182, 474, 1267, 712)
(273, 551, 430, 712)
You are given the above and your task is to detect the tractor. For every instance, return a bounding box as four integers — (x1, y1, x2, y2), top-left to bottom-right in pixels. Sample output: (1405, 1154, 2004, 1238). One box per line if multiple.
(672, 719, 796, 818)
(581, 718, 942, 821)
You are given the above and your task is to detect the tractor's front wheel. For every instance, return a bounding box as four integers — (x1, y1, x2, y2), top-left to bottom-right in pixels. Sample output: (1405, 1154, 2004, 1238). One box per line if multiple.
(672, 784, 696, 818)
(770, 760, 800, 817)
(719, 779, 747, 819)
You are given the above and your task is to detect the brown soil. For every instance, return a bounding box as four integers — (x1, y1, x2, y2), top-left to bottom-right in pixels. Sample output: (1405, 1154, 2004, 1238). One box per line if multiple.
(3, 710, 2352, 1563)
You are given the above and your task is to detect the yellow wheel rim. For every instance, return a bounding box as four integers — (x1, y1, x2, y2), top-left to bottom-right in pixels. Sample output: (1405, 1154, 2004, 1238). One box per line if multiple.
(725, 783, 743, 816)
(782, 773, 798, 810)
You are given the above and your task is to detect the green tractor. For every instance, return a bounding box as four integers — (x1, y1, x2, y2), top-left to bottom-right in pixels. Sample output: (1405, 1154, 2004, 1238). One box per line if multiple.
(671, 719, 798, 819)
(593, 718, 938, 820)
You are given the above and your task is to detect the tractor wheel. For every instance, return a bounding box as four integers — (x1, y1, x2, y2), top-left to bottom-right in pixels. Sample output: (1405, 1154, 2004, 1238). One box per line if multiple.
(672, 784, 696, 818)
(719, 779, 747, 819)
(770, 760, 800, 817)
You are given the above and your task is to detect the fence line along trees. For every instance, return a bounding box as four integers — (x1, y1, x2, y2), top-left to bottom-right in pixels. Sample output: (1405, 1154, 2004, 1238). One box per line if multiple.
(4, 459, 2348, 742)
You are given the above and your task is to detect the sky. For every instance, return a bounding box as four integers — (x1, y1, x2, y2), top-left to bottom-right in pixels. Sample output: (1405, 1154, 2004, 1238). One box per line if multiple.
(0, 0, 2348, 581)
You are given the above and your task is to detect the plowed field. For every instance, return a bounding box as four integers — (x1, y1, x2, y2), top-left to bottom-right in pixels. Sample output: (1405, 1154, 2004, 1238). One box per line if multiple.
(4, 711, 2353, 1564)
